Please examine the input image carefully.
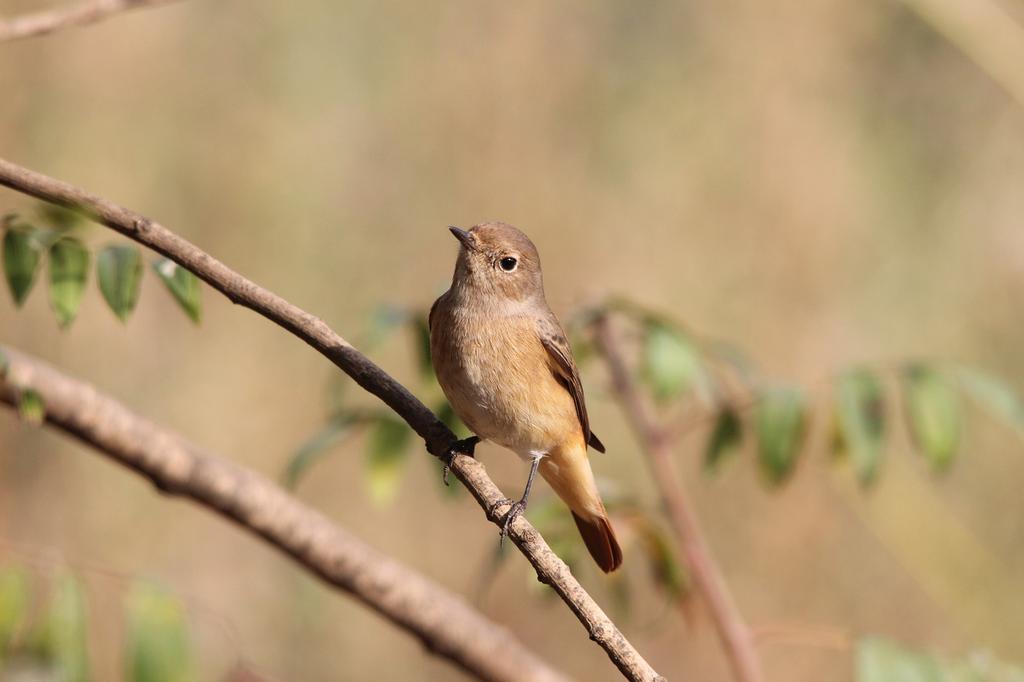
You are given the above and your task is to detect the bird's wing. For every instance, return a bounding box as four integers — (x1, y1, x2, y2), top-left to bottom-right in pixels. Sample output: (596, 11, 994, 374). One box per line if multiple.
(538, 313, 606, 453)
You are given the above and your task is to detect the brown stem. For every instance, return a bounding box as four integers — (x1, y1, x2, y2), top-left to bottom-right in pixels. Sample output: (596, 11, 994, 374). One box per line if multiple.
(896, 0, 1024, 111)
(0, 345, 565, 682)
(592, 314, 764, 682)
(0, 0, 182, 43)
(0, 157, 663, 682)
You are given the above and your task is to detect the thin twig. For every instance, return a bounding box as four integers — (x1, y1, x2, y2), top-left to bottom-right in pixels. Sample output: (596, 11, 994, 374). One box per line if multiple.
(592, 314, 763, 682)
(898, 0, 1024, 110)
(0, 0, 181, 43)
(0, 346, 566, 682)
(0, 157, 664, 682)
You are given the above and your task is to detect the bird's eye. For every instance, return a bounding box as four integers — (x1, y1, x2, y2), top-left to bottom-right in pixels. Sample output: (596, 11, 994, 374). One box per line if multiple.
(499, 256, 518, 272)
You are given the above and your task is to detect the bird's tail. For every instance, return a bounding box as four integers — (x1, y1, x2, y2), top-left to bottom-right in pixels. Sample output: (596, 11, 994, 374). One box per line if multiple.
(571, 510, 623, 573)
(539, 446, 623, 573)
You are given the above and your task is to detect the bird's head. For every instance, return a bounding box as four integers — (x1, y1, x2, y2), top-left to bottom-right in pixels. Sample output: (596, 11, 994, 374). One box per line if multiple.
(448, 222, 544, 303)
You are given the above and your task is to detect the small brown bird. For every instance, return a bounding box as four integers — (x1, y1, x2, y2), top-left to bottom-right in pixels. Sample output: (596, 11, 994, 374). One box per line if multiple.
(429, 222, 622, 572)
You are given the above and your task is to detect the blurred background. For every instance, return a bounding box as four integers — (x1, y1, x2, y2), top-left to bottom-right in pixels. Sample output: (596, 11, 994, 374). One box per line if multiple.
(1, 0, 1023, 680)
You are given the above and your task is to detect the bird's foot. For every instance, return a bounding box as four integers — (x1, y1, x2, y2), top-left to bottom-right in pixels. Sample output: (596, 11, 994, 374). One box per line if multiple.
(496, 499, 527, 547)
(442, 436, 480, 486)
(487, 496, 515, 518)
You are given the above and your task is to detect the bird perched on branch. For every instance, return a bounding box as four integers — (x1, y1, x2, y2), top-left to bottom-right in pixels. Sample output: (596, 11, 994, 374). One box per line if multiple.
(429, 222, 622, 572)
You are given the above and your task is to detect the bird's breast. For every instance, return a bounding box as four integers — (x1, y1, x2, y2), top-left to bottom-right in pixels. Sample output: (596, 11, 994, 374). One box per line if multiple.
(430, 301, 580, 457)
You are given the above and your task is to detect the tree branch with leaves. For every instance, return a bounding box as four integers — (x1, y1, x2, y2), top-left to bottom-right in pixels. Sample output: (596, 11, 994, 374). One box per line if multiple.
(0, 344, 568, 682)
(0, 156, 665, 682)
(558, 294, 1024, 682)
(590, 312, 764, 682)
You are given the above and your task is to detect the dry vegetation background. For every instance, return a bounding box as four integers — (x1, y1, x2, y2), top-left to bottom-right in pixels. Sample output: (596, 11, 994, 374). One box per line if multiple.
(2, 1, 1023, 680)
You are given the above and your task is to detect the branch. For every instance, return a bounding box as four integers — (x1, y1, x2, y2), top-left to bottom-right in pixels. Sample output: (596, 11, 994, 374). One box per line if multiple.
(0, 157, 663, 682)
(0, 345, 566, 682)
(0, 0, 180, 43)
(592, 314, 764, 682)
(898, 0, 1024, 111)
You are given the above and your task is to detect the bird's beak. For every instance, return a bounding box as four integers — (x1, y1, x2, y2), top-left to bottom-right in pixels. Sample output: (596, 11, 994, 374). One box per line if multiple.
(448, 226, 474, 250)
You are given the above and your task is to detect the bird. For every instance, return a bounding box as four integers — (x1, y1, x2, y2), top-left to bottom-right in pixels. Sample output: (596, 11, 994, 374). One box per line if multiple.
(429, 221, 622, 572)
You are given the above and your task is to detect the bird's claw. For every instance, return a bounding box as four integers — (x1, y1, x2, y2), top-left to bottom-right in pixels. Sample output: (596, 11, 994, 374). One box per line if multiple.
(497, 500, 526, 546)
(487, 497, 514, 518)
(442, 436, 480, 486)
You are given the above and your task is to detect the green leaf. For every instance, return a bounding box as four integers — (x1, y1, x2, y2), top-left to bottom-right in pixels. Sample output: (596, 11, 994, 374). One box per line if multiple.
(640, 521, 688, 599)
(836, 369, 886, 486)
(903, 365, 960, 471)
(955, 367, 1024, 431)
(569, 330, 596, 369)
(366, 416, 412, 504)
(0, 566, 31, 657)
(436, 400, 456, 431)
(755, 387, 806, 485)
(125, 582, 196, 682)
(434, 402, 465, 498)
(705, 339, 757, 384)
(410, 313, 433, 380)
(48, 238, 90, 329)
(856, 637, 942, 682)
(97, 244, 142, 322)
(18, 389, 45, 426)
(530, 498, 582, 583)
(33, 573, 90, 682)
(704, 405, 742, 473)
(857, 636, 1024, 682)
(3, 226, 43, 306)
(365, 305, 406, 348)
(643, 322, 702, 402)
(435, 399, 468, 439)
(36, 202, 84, 231)
(282, 416, 356, 489)
(529, 496, 575, 532)
(151, 258, 201, 324)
